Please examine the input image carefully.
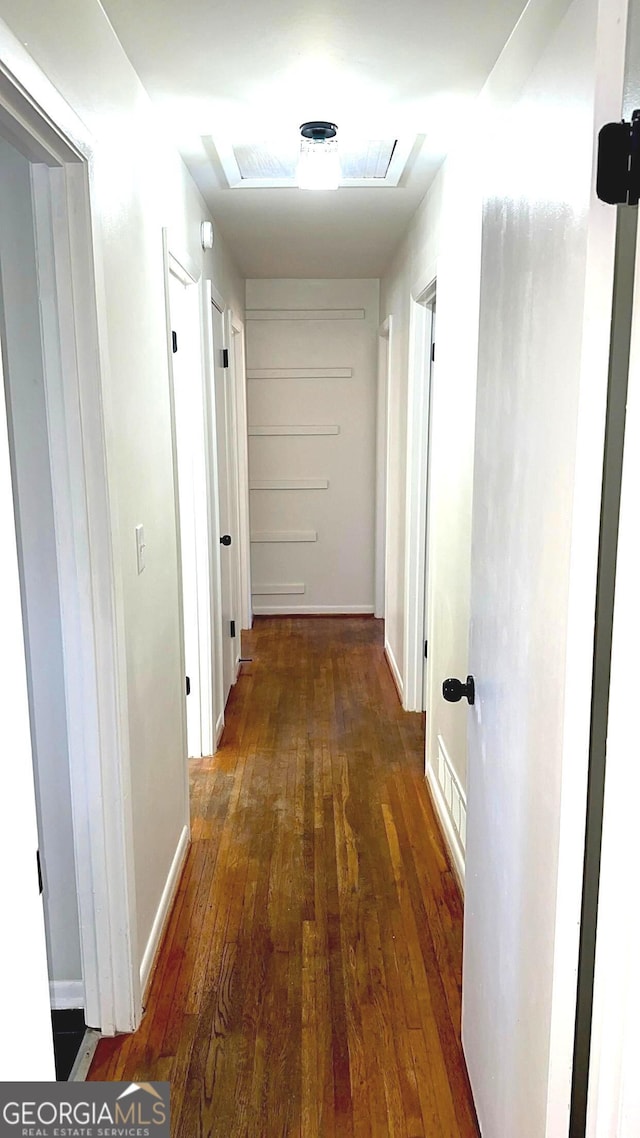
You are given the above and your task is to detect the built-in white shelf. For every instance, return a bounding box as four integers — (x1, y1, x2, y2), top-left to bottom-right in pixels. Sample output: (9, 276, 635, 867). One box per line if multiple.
(248, 424, 340, 436)
(250, 478, 329, 491)
(247, 367, 352, 381)
(246, 308, 365, 321)
(251, 583, 306, 595)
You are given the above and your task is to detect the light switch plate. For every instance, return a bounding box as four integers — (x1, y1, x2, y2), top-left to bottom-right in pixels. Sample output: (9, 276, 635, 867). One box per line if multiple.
(135, 524, 146, 574)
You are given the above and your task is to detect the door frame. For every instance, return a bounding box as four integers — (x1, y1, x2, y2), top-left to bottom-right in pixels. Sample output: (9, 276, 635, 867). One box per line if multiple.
(403, 274, 437, 711)
(376, 316, 392, 620)
(228, 309, 252, 631)
(202, 283, 227, 743)
(0, 33, 139, 1033)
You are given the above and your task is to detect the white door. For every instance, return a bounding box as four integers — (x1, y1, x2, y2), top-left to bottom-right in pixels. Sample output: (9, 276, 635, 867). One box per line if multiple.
(0, 336, 56, 1078)
(211, 300, 238, 703)
(461, 0, 626, 1134)
(169, 269, 213, 758)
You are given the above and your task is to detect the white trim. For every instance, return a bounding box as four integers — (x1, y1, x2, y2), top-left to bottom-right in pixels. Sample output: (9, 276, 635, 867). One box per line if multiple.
(210, 282, 226, 314)
(253, 603, 375, 615)
(251, 530, 318, 542)
(376, 315, 392, 619)
(168, 249, 198, 286)
(249, 424, 340, 436)
(246, 309, 365, 322)
(139, 824, 189, 1001)
(49, 981, 84, 1010)
(426, 760, 465, 893)
(229, 311, 252, 631)
(384, 639, 404, 702)
(202, 283, 226, 743)
(16, 77, 139, 1031)
(226, 309, 251, 635)
(411, 261, 439, 304)
(162, 236, 195, 775)
(403, 283, 436, 711)
(251, 478, 329, 490)
(215, 712, 225, 748)
(247, 367, 352, 380)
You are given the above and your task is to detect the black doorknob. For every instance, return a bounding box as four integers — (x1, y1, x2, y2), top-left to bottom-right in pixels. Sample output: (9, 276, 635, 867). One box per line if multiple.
(442, 675, 475, 705)
(220, 534, 232, 546)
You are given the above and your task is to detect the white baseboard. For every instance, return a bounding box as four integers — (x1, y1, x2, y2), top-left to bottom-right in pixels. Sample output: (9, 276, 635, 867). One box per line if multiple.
(139, 824, 189, 1000)
(215, 713, 225, 748)
(50, 980, 84, 1010)
(425, 735, 466, 891)
(384, 639, 404, 703)
(252, 604, 375, 615)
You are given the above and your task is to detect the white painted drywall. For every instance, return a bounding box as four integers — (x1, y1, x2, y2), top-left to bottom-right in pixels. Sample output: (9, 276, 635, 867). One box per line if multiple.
(0, 0, 244, 975)
(246, 279, 379, 613)
(0, 135, 82, 990)
(463, 0, 625, 1133)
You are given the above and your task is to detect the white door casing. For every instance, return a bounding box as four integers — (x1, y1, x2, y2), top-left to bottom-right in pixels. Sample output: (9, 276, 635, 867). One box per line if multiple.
(376, 316, 392, 621)
(168, 261, 214, 758)
(229, 311, 252, 630)
(211, 296, 239, 703)
(0, 30, 140, 1034)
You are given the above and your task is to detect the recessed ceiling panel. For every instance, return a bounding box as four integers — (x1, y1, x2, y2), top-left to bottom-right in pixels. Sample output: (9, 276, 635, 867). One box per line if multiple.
(217, 137, 412, 188)
(233, 142, 298, 180)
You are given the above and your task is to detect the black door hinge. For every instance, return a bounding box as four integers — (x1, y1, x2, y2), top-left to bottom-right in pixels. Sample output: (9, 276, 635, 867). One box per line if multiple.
(431, 342, 436, 363)
(186, 676, 191, 696)
(596, 110, 640, 205)
(36, 850, 43, 895)
(172, 330, 178, 354)
(222, 348, 229, 368)
(230, 620, 236, 639)
(424, 640, 428, 659)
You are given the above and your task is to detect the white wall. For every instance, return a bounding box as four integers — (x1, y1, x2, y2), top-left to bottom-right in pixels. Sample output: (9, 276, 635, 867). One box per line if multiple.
(0, 0, 244, 978)
(0, 134, 82, 994)
(246, 279, 379, 614)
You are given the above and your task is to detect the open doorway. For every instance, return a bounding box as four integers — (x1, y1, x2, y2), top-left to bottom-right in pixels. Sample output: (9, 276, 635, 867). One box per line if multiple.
(0, 50, 141, 1058)
(0, 131, 85, 1077)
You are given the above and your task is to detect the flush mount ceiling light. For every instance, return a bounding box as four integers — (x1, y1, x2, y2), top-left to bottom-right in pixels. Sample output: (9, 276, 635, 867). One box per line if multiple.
(297, 121, 340, 190)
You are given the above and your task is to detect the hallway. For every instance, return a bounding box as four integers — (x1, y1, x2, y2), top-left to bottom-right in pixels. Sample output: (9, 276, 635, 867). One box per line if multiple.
(88, 617, 478, 1137)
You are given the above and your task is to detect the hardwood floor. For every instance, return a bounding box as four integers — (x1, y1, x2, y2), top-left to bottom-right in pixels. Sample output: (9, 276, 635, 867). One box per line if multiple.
(89, 616, 478, 1137)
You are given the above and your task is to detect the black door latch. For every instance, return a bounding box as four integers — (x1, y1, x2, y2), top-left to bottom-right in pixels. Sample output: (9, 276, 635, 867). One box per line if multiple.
(596, 110, 640, 205)
(442, 675, 475, 705)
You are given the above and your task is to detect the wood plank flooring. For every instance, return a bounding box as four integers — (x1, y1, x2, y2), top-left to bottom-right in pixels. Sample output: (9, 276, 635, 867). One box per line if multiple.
(89, 616, 479, 1137)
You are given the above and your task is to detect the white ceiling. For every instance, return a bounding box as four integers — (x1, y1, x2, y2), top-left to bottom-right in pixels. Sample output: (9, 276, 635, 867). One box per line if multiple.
(102, 0, 527, 278)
